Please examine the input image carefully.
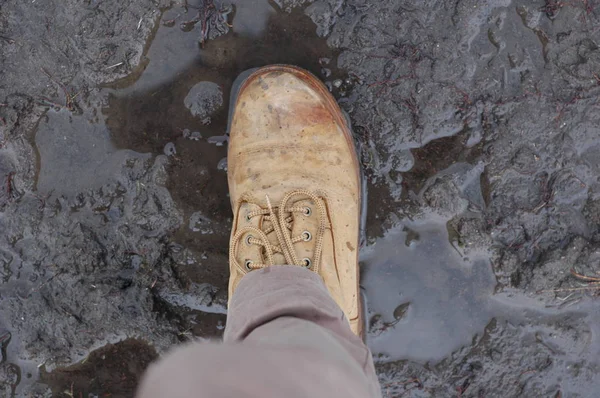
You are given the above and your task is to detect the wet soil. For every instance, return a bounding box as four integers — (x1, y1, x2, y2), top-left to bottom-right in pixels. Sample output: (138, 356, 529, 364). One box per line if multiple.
(39, 339, 158, 397)
(1, 0, 600, 397)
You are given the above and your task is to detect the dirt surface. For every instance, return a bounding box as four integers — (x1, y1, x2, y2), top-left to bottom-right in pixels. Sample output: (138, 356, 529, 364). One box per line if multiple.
(1, 0, 600, 396)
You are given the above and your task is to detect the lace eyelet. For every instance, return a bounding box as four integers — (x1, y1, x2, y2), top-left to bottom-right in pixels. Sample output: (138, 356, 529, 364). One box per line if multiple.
(304, 207, 312, 216)
(302, 258, 312, 269)
(302, 231, 312, 241)
(245, 234, 253, 246)
(245, 212, 252, 222)
(245, 260, 253, 271)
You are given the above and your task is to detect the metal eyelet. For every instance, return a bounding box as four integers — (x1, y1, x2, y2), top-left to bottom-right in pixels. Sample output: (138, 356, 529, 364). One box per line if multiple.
(304, 207, 312, 216)
(245, 234, 253, 246)
(245, 260, 253, 271)
(302, 231, 312, 241)
(245, 212, 252, 222)
(302, 258, 312, 269)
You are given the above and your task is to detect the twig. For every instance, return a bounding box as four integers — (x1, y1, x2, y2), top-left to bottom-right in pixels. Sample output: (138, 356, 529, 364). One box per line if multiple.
(382, 378, 422, 389)
(570, 268, 600, 282)
(452, 85, 472, 106)
(200, 1, 216, 48)
(368, 73, 415, 90)
(0, 35, 15, 44)
(559, 297, 581, 309)
(519, 369, 537, 377)
(40, 67, 77, 111)
(36, 97, 67, 110)
(538, 285, 600, 293)
(5, 172, 15, 198)
(163, 12, 183, 26)
(556, 292, 574, 301)
(382, 378, 424, 398)
(27, 273, 60, 297)
(105, 62, 124, 70)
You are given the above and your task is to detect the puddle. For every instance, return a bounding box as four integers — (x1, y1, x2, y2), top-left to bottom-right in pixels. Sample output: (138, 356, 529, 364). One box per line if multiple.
(0, 320, 44, 397)
(362, 211, 600, 390)
(40, 339, 157, 397)
(362, 215, 496, 362)
(99, 0, 346, 293)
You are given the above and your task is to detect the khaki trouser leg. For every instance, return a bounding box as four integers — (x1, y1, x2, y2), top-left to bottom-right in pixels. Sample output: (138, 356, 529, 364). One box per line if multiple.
(137, 266, 381, 398)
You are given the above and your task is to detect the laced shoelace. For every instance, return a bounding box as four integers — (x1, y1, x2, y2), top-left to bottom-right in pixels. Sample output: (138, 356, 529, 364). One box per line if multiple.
(230, 190, 329, 274)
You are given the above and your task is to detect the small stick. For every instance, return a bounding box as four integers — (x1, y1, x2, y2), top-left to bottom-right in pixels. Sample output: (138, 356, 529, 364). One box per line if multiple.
(6, 172, 15, 197)
(556, 292, 574, 301)
(0, 35, 15, 44)
(368, 74, 414, 88)
(105, 62, 124, 70)
(36, 97, 66, 109)
(570, 268, 600, 282)
(538, 285, 600, 293)
(519, 369, 537, 377)
(40, 67, 76, 111)
(569, 174, 587, 188)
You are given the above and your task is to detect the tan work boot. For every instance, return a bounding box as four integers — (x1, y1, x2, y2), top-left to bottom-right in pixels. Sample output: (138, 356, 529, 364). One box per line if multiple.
(227, 65, 363, 336)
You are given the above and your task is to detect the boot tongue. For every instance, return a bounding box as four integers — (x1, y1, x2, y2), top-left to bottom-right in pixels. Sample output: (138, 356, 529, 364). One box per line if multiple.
(266, 229, 287, 265)
(261, 204, 295, 265)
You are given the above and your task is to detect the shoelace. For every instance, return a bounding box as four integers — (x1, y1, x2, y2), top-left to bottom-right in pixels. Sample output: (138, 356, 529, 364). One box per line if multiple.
(230, 190, 329, 274)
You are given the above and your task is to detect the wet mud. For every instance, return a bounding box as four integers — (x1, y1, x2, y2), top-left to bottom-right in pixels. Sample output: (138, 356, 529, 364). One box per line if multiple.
(40, 339, 157, 397)
(1, 0, 600, 396)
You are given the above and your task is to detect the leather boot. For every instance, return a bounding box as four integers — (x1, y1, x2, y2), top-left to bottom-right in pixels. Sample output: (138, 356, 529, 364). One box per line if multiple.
(227, 65, 363, 336)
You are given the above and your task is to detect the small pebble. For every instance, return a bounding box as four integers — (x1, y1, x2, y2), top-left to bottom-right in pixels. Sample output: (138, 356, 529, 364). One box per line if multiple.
(217, 157, 228, 171)
(184, 81, 223, 119)
(207, 135, 228, 146)
(190, 131, 202, 141)
(163, 142, 176, 156)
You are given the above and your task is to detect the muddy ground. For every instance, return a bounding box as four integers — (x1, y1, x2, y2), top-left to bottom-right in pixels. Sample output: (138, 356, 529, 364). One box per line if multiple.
(1, 0, 600, 396)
